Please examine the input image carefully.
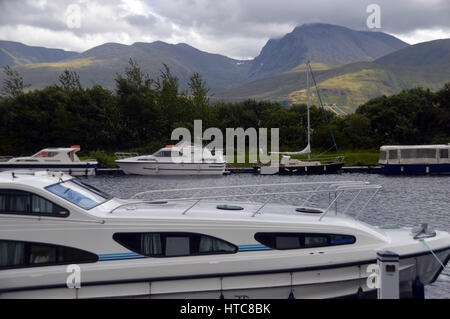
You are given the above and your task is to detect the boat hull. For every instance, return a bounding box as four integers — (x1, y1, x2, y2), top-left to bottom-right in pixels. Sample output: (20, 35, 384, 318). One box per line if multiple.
(381, 164, 450, 175)
(116, 161, 226, 176)
(1, 247, 448, 299)
(0, 163, 97, 176)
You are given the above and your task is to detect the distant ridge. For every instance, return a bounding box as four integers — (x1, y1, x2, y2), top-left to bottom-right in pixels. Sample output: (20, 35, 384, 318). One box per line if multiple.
(374, 38, 450, 66)
(0, 40, 252, 92)
(0, 40, 78, 67)
(4, 23, 447, 109)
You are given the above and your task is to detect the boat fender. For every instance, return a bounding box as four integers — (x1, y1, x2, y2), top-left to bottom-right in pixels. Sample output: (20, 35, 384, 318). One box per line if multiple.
(288, 291, 295, 299)
(356, 287, 365, 299)
(412, 276, 424, 299)
(219, 277, 224, 299)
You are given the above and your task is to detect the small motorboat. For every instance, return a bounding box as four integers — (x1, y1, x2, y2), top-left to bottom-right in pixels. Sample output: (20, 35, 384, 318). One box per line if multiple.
(115, 142, 226, 176)
(0, 146, 97, 176)
(0, 171, 448, 299)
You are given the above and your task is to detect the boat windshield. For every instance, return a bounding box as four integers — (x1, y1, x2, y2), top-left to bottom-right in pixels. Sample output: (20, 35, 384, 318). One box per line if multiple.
(45, 179, 112, 210)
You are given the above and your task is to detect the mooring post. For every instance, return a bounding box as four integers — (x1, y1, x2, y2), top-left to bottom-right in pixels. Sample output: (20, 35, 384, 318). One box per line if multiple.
(377, 250, 400, 299)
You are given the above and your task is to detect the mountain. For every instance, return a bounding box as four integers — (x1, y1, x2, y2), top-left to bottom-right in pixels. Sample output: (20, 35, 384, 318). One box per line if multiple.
(0, 23, 409, 94)
(2, 23, 446, 107)
(248, 23, 409, 79)
(374, 38, 450, 67)
(0, 40, 77, 67)
(217, 39, 450, 112)
(1, 41, 251, 92)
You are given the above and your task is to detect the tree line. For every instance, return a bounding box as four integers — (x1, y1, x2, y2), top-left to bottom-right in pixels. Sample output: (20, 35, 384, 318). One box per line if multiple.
(0, 60, 449, 157)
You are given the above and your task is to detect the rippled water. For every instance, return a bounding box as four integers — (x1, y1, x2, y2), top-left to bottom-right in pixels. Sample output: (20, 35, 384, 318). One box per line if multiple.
(86, 173, 450, 299)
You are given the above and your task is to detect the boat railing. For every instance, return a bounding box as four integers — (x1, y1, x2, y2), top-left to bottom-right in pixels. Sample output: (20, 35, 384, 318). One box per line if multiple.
(115, 152, 140, 160)
(291, 155, 345, 164)
(82, 158, 98, 162)
(0, 156, 13, 162)
(118, 181, 381, 220)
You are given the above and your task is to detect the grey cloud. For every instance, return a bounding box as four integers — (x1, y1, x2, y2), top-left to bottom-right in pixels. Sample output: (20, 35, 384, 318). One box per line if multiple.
(125, 14, 157, 28)
(0, 0, 448, 59)
(151, 0, 449, 35)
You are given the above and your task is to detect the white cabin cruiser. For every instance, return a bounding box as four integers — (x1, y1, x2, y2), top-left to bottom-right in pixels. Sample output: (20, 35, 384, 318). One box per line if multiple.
(115, 142, 226, 175)
(0, 146, 97, 176)
(0, 171, 449, 299)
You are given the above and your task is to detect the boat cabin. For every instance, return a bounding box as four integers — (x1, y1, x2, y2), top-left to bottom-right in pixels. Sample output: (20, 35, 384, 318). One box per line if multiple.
(379, 145, 450, 165)
(9, 146, 83, 163)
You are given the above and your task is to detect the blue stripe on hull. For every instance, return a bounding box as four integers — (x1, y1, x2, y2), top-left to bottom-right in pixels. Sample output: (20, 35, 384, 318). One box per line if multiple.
(98, 245, 273, 261)
(381, 164, 450, 175)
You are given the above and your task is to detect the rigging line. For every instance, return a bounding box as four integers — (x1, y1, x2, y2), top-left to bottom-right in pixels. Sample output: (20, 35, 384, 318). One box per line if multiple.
(307, 63, 341, 157)
(419, 239, 450, 276)
(316, 144, 337, 157)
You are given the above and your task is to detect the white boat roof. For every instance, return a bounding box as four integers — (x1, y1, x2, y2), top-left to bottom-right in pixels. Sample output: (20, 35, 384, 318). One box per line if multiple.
(0, 170, 71, 188)
(0, 170, 388, 241)
(33, 147, 80, 154)
(380, 144, 450, 150)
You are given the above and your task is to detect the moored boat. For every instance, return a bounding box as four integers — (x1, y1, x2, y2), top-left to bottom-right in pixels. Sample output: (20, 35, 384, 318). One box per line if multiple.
(0, 171, 448, 299)
(379, 144, 450, 175)
(115, 142, 226, 176)
(258, 61, 344, 175)
(0, 146, 97, 176)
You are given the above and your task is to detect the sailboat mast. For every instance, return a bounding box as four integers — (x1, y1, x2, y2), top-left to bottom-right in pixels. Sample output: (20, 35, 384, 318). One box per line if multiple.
(306, 61, 311, 161)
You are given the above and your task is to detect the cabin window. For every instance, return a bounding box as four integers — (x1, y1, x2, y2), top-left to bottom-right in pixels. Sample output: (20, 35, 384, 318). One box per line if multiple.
(0, 240, 98, 269)
(439, 149, 449, 159)
(34, 151, 59, 158)
(113, 232, 237, 257)
(165, 236, 190, 256)
(275, 236, 300, 249)
(416, 149, 436, 158)
(254, 233, 356, 250)
(379, 151, 387, 160)
(401, 149, 436, 159)
(0, 189, 68, 217)
(154, 151, 174, 157)
(0, 241, 25, 267)
(305, 234, 328, 247)
(400, 149, 416, 159)
(45, 179, 112, 210)
(388, 150, 398, 160)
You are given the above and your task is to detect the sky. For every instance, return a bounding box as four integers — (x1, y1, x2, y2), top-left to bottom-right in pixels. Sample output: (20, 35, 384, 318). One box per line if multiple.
(0, 0, 449, 60)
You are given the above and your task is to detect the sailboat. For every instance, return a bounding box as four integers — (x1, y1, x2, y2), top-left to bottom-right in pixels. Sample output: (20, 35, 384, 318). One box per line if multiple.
(259, 61, 344, 175)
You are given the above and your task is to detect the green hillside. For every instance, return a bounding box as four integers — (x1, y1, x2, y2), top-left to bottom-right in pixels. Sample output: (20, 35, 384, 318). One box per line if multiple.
(0, 40, 77, 67)
(2, 41, 251, 93)
(216, 39, 450, 112)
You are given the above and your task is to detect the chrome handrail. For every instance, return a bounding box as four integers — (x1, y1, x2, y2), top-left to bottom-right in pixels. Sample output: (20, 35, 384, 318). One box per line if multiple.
(131, 181, 361, 199)
(115, 152, 140, 160)
(123, 181, 381, 220)
(0, 156, 13, 162)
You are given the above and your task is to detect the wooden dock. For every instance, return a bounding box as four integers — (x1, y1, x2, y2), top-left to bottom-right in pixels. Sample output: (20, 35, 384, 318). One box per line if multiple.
(96, 166, 382, 176)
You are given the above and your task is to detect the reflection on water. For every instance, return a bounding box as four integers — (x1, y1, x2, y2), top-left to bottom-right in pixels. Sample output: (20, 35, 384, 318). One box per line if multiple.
(86, 173, 450, 299)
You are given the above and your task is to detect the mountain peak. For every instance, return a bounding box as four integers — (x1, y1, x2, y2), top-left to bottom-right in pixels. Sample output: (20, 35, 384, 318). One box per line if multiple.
(249, 23, 409, 78)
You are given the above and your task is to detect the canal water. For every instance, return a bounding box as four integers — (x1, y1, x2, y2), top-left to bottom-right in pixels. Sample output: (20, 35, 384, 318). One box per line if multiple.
(86, 173, 450, 299)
